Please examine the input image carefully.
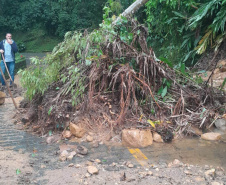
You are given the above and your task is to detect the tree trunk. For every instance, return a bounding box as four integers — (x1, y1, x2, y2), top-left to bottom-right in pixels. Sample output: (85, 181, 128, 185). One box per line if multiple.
(114, 0, 149, 23)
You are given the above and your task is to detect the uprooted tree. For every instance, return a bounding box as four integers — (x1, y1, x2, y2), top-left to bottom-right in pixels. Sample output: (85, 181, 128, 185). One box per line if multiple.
(19, 0, 225, 139)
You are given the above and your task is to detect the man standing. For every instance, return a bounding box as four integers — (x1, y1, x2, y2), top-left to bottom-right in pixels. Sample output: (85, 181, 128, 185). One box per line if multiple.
(0, 33, 18, 87)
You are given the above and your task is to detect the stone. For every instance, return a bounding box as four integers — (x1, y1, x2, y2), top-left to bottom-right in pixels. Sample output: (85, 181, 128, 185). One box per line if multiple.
(0, 91, 6, 105)
(70, 151, 76, 156)
(184, 170, 192, 175)
(153, 132, 164, 143)
(46, 135, 60, 144)
(122, 129, 153, 148)
(69, 123, 86, 138)
(168, 159, 183, 168)
(92, 141, 99, 148)
(201, 133, 221, 141)
(76, 145, 88, 155)
(86, 135, 94, 142)
(68, 163, 74, 167)
(59, 150, 69, 161)
(205, 165, 210, 170)
(67, 155, 74, 161)
(87, 166, 99, 175)
(85, 173, 91, 178)
(75, 164, 81, 168)
(62, 130, 72, 139)
(41, 165, 46, 168)
(211, 182, 223, 185)
(86, 161, 93, 166)
(147, 171, 153, 176)
(128, 163, 134, 168)
(112, 162, 117, 166)
(194, 176, 205, 182)
(205, 169, 216, 177)
(215, 119, 226, 131)
(95, 159, 101, 164)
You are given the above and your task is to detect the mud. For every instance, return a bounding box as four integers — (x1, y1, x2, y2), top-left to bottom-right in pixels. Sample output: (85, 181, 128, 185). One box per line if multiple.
(0, 100, 226, 184)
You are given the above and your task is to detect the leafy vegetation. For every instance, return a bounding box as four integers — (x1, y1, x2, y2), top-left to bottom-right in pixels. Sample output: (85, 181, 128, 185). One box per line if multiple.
(145, 0, 226, 65)
(18, 2, 225, 137)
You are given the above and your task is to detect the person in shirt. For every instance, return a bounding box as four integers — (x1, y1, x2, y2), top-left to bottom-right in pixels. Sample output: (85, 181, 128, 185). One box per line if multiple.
(0, 33, 18, 87)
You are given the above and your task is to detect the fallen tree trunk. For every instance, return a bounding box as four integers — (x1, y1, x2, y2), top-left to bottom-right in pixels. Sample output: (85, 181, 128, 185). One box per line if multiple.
(114, 0, 149, 23)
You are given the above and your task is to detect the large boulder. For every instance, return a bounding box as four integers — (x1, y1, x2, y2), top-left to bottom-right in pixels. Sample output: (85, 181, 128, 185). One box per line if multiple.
(0, 91, 6, 105)
(201, 132, 221, 141)
(69, 123, 86, 138)
(122, 129, 153, 148)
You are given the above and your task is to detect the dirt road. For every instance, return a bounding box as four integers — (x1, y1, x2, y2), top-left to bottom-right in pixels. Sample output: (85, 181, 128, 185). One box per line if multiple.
(0, 101, 226, 184)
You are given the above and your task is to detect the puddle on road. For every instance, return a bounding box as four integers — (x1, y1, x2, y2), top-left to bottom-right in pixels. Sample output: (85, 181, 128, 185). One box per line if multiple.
(1, 104, 226, 169)
(143, 136, 226, 168)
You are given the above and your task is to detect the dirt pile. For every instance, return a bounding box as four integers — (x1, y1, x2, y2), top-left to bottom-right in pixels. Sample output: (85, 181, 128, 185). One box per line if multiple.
(18, 18, 226, 142)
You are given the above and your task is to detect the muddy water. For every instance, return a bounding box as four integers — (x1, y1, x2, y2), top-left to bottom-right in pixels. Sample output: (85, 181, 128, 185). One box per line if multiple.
(1, 103, 226, 171)
(142, 136, 226, 168)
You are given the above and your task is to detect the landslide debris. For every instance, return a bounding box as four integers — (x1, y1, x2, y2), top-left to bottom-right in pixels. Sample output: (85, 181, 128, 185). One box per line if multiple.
(18, 18, 226, 140)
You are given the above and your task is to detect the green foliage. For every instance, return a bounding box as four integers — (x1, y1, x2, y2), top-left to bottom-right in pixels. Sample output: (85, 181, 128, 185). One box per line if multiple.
(19, 54, 61, 100)
(145, 0, 226, 65)
(0, 0, 105, 37)
(17, 42, 26, 52)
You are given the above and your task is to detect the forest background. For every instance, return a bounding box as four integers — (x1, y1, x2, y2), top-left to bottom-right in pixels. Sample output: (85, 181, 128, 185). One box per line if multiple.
(0, 0, 225, 66)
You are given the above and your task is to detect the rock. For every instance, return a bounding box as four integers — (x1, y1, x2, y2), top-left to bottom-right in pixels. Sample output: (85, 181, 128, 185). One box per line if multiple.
(0, 91, 6, 105)
(215, 119, 226, 131)
(95, 159, 101, 164)
(120, 172, 126, 181)
(86, 161, 93, 166)
(70, 151, 76, 156)
(92, 141, 99, 148)
(112, 162, 117, 166)
(41, 165, 46, 168)
(59, 156, 67, 162)
(69, 123, 86, 138)
(86, 135, 94, 142)
(201, 133, 221, 141)
(168, 159, 183, 168)
(46, 135, 60, 144)
(184, 170, 192, 175)
(195, 176, 205, 182)
(67, 155, 74, 161)
(76, 145, 88, 155)
(75, 164, 81, 168)
(147, 171, 153, 176)
(85, 173, 91, 178)
(62, 130, 72, 139)
(122, 129, 153, 148)
(153, 132, 164, 143)
(87, 166, 99, 175)
(205, 169, 216, 177)
(127, 163, 134, 168)
(205, 165, 210, 170)
(68, 163, 74, 167)
(211, 182, 223, 185)
(59, 150, 69, 161)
